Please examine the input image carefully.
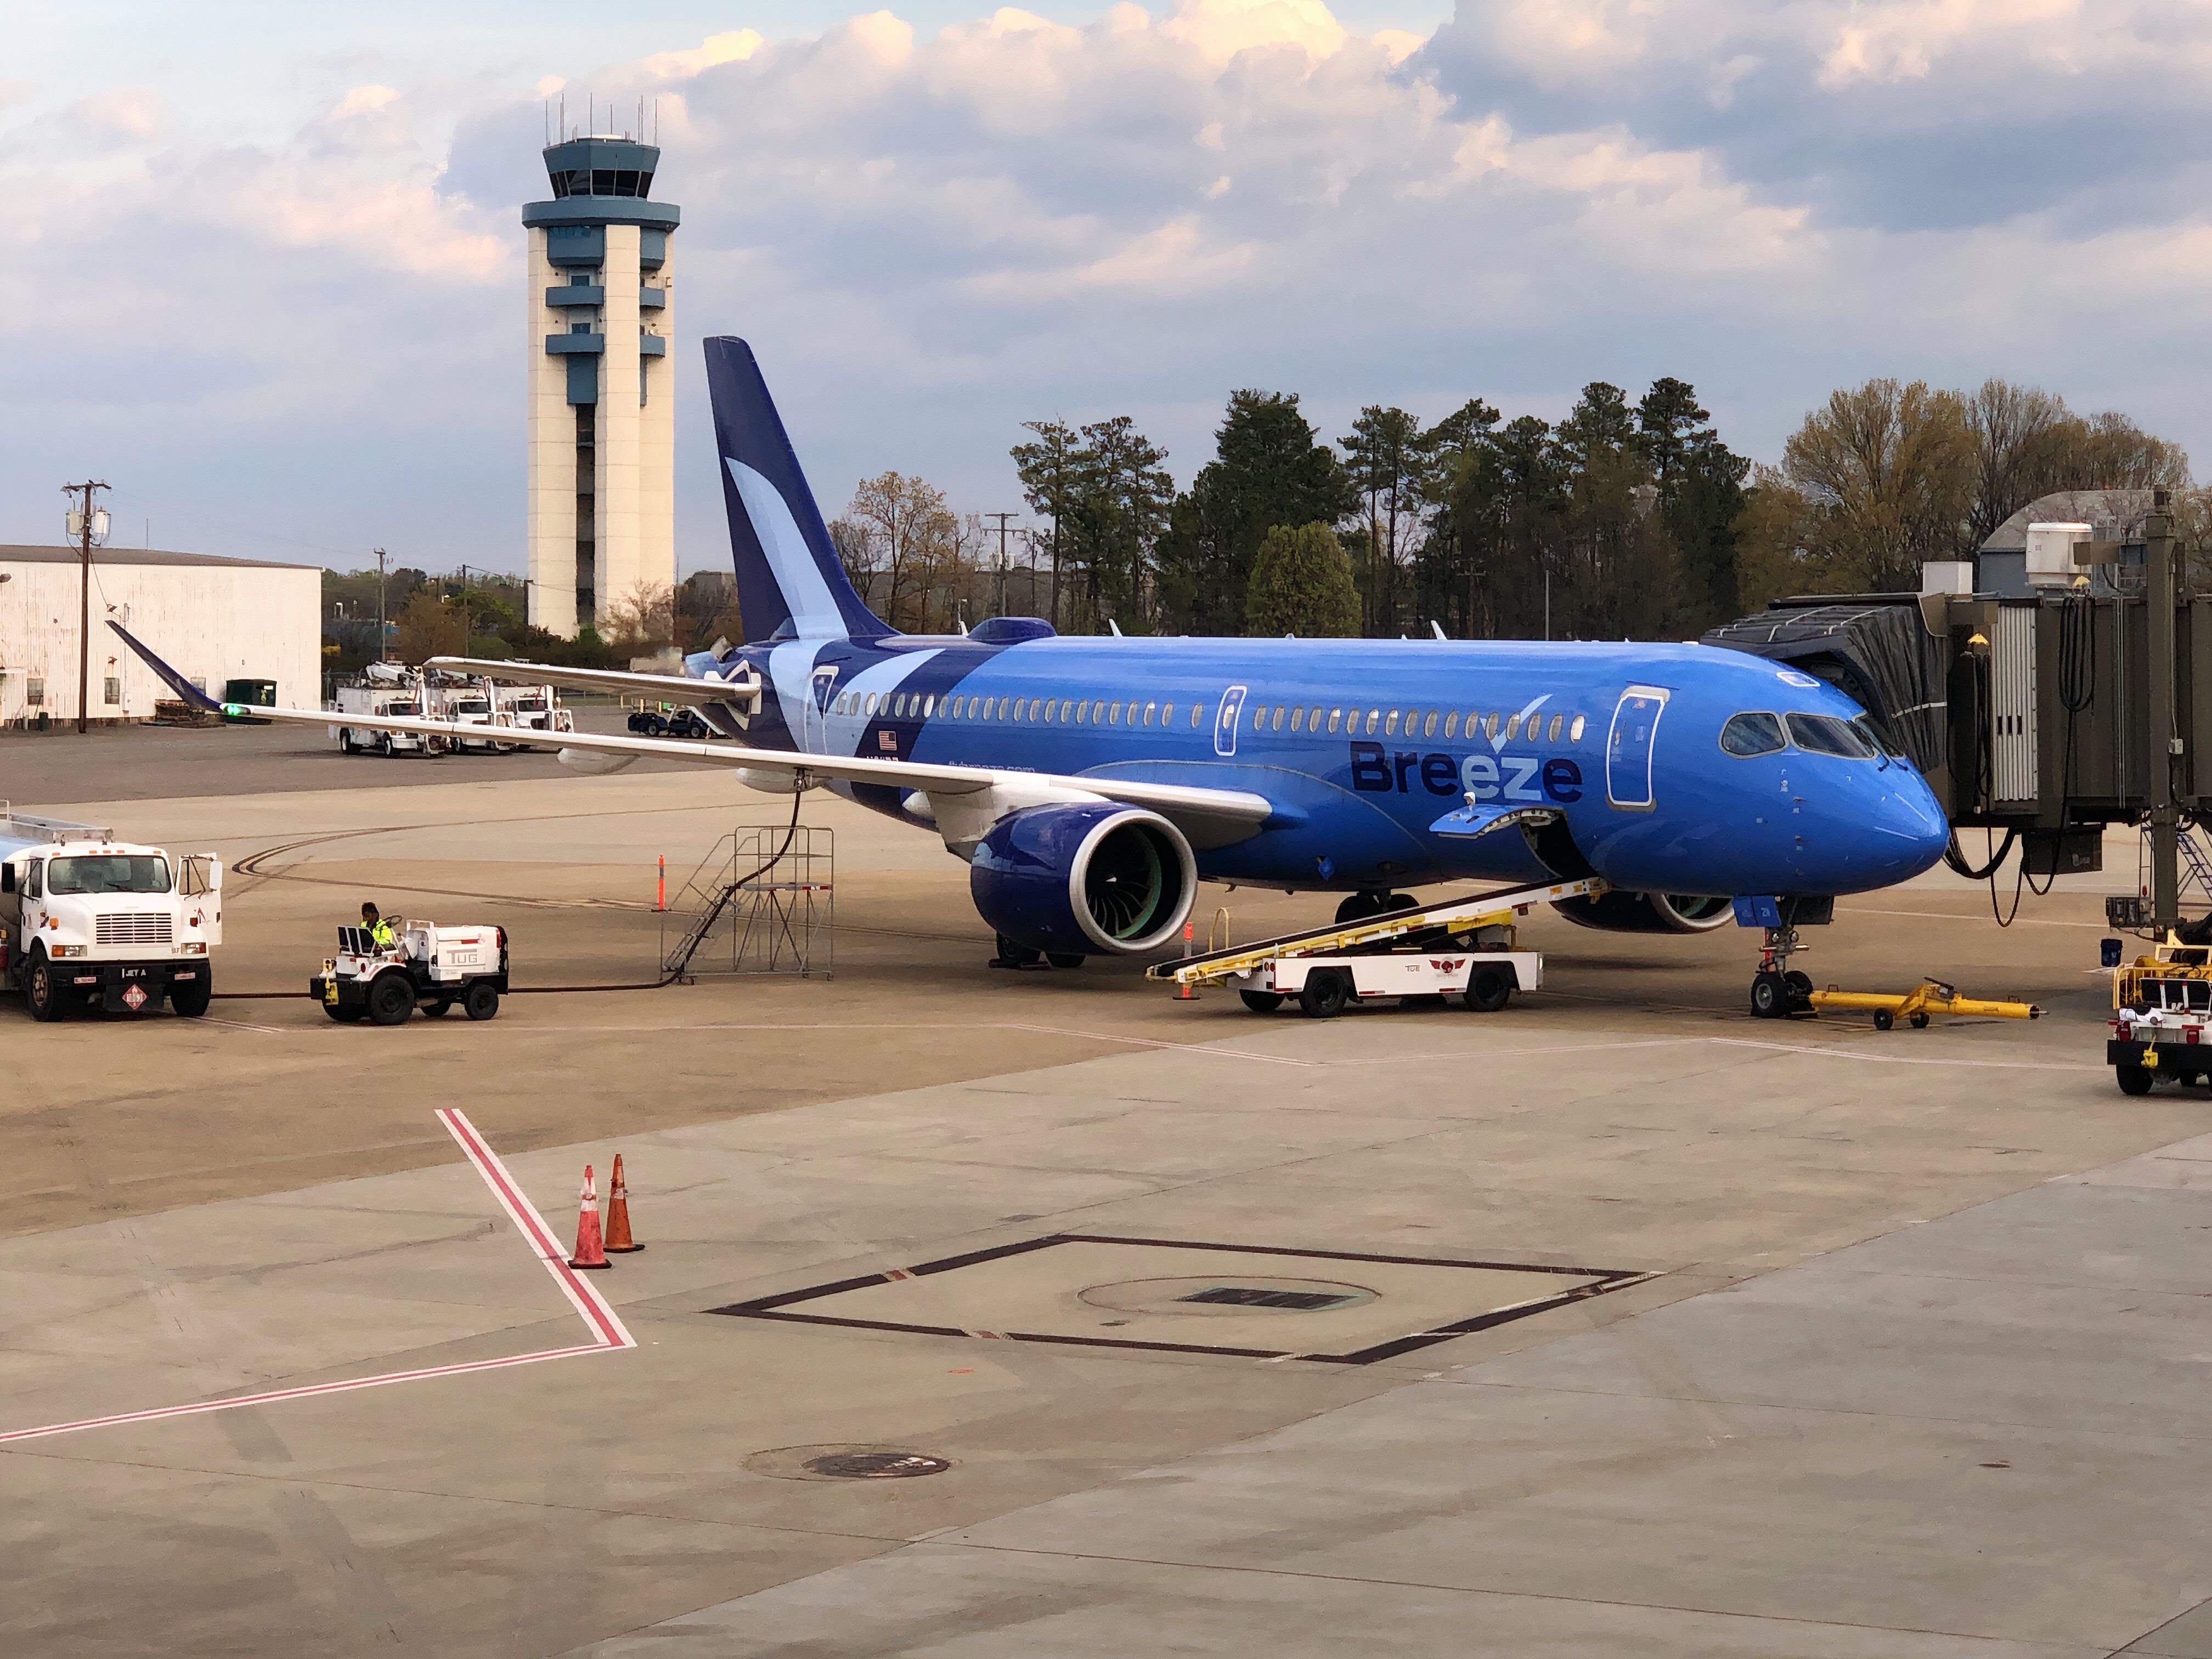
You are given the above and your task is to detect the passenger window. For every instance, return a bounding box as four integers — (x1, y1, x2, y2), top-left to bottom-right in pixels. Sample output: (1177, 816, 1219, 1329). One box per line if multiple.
(1483, 713, 1499, 740)
(1328, 708, 1342, 733)
(1144, 701, 1156, 726)
(1384, 710, 1398, 735)
(1308, 706, 1322, 730)
(1191, 704, 1203, 727)
(1719, 712, 1786, 757)
(1506, 713, 1522, 741)
(1547, 713, 1562, 743)
(1569, 714, 1585, 742)
(1364, 709, 1380, 735)
(1290, 707, 1305, 732)
(864, 693, 879, 716)
(1423, 711, 1438, 738)
(1043, 699, 1058, 721)
(1110, 703, 1121, 725)
(1786, 713, 1872, 758)
(1252, 703, 1266, 730)
(1444, 711, 1458, 738)
(1271, 706, 1285, 731)
(924, 696, 936, 718)
(1164, 702, 1175, 725)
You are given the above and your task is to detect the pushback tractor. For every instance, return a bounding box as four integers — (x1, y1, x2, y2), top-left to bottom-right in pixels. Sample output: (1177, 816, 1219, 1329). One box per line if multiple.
(312, 921, 509, 1025)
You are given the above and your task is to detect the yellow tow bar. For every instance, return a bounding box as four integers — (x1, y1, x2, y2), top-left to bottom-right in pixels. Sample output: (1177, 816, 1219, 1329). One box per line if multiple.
(1808, 978, 2042, 1031)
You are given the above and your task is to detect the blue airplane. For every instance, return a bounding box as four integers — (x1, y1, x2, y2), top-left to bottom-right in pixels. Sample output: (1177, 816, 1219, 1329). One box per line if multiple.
(119, 336, 1951, 992)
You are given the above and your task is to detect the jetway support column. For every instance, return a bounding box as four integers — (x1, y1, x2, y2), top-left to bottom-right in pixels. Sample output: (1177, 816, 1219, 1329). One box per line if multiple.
(2148, 489, 2181, 932)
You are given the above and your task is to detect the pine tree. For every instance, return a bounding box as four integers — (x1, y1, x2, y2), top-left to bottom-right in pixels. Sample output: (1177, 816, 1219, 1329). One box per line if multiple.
(1245, 523, 1361, 638)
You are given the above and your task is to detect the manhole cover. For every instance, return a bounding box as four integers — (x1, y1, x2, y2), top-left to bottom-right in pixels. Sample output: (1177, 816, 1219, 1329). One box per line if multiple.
(744, 1444, 956, 1482)
(1078, 1276, 1378, 1318)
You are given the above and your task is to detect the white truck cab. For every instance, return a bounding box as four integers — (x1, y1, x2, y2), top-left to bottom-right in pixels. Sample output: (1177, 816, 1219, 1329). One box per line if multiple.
(331, 685, 432, 757)
(0, 809, 223, 1021)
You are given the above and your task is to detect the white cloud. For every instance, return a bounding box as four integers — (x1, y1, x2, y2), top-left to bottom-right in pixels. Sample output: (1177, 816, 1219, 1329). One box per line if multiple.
(8, 1, 2212, 571)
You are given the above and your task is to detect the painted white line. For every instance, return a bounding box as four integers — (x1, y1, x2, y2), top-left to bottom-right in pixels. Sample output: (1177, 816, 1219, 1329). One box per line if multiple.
(198, 1017, 286, 1034)
(1708, 1037, 2097, 1071)
(0, 1110, 631, 1448)
(999, 1023, 1317, 1069)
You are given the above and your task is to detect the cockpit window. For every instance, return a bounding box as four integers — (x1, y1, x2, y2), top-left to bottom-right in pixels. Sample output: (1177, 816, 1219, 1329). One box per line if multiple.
(1719, 712, 1786, 757)
(1786, 713, 1874, 758)
(1852, 714, 1905, 760)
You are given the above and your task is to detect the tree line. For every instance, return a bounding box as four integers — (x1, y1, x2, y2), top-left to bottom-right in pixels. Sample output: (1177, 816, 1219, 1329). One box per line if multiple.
(970, 375, 2191, 641)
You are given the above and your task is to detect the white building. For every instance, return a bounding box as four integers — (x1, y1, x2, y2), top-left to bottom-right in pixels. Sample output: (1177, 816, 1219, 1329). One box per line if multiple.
(0, 546, 320, 726)
(523, 135, 679, 638)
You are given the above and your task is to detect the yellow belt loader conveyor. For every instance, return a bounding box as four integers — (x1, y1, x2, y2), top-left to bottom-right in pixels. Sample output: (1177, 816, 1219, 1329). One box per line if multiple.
(1148, 877, 1608, 1019)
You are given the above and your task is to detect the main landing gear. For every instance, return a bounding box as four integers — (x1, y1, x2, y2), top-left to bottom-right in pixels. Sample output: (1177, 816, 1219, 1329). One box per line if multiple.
(1748, 926, 1815, 1020)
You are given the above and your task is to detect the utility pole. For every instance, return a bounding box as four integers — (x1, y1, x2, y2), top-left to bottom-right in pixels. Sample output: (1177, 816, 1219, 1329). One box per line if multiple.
(2148, 488, 2182, 933)
(984, 513, 1017, 618)
(374, 547, 390, 663)
(61, 481, 109, 734)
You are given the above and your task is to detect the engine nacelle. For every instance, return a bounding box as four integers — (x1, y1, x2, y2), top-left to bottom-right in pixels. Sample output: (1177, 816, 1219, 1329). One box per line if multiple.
(1554, 891, 1733, 934)
(969, 804, 1197, 958)
(557, 748, 637, 775)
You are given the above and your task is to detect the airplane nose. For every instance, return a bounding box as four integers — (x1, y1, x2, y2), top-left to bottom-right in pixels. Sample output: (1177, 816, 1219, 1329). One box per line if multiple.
(1861, 774, 1950, 885)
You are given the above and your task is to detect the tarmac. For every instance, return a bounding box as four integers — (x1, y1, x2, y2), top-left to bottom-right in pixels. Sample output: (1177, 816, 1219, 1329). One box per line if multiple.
(8, 722, 2212, 1656)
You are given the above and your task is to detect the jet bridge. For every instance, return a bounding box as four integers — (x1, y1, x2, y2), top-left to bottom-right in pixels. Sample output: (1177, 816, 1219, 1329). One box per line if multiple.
(1703, 488, 2204, 932)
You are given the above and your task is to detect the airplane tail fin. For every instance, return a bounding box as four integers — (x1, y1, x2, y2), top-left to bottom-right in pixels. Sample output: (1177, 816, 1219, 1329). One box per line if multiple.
(704, 337, 890, 643)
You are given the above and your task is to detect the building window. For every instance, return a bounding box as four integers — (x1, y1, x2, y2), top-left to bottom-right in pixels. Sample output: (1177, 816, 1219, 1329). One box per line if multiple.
(104, 678, 121, 706)
(26, 676, 43, 706)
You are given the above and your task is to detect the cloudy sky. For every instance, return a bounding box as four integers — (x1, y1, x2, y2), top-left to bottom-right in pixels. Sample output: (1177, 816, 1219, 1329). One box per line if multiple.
(7, 1, 2209, 577)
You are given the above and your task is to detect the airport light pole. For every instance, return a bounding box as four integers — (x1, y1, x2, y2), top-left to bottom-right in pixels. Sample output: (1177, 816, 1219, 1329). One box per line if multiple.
(61, 481, 110, 735)
(984, 513, 1017, 618)
(374, 547, 390, 664)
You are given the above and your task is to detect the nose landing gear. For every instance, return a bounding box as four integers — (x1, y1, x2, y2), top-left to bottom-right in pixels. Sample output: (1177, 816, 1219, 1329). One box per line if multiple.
(1750, 926, 1816, 1019)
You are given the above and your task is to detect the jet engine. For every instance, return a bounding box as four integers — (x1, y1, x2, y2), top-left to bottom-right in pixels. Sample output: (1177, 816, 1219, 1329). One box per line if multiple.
(969, 804, 1197, 958)
(557, 748, 637, 775)
(1554, 891, 1733, 934)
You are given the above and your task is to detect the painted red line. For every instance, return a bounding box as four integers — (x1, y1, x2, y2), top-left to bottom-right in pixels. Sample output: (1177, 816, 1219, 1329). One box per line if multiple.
(0, 1343, 613, 1446)
(0, 1113, 633, 1447)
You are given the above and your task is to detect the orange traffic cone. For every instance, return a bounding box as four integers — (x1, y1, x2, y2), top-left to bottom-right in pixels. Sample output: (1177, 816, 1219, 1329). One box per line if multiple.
(1173, 921, 1199, 1000)
(604, 1153, 642, 1253)
(567, 1164, 611, 1269)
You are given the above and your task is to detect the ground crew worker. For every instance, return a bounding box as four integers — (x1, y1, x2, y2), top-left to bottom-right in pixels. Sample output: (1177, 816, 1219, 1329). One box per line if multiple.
(360, 902, 398, 952)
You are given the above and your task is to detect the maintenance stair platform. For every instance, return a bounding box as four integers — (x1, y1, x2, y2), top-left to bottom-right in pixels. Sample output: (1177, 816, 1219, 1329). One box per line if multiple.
(1147, 876, 1609, 989)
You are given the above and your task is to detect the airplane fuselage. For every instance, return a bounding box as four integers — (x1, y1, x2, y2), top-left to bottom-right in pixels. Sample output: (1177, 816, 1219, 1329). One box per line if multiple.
(694, 631, 1950, 900)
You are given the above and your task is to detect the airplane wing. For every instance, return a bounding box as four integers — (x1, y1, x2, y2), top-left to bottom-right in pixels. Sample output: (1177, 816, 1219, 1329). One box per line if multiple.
(423, 656, 760, 708)
(255, 700, 1277, 843)
(110, 620, 1276, 845)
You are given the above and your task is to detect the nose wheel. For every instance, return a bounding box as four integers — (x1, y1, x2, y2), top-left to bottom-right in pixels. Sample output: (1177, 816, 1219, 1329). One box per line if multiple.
(1750, 927, 1816, 1019)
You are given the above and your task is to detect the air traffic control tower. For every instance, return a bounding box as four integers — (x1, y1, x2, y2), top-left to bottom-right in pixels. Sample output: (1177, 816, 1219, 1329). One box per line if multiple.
(522, 137, 679, 636)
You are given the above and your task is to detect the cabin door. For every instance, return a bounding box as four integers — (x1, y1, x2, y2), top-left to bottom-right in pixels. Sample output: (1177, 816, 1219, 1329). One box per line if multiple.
(1605, 685, 1668, 811)
(804, 666, 838, 754)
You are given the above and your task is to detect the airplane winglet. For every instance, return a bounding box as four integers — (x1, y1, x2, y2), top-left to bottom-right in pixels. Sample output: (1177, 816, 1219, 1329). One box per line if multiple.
(106, 620, 229, 716)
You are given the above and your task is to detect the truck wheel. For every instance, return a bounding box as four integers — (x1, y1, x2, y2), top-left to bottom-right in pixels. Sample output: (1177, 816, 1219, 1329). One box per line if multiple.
(464, 983, 499, 1021)
(1239, 989, 1284, 1013)
(170, 972, 212, 1018)
(324, 1002, 363, 1023)
(24, 950, 65, 1022)
(368, 974, 415, 1025)
(341, 731, 359, 754)
(1465, 966, 1514, 1013)
(1299, 970, 1348, 1020)
(377, 733, 393, 758)
(2117, 1064, 2155, 1096)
